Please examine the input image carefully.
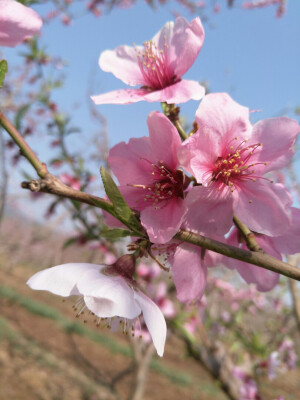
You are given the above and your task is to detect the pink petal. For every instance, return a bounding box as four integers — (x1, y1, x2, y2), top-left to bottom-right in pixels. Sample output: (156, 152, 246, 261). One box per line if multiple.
(233, 181, 292, 236)
(179, 93, 251, 183)
(272, 208, 300, 254)
(250, 117, 300, 173)
(152, 17, 205, 79)
(27, 263, 98, 297)
(0, 0, 42, 47)
(108, 137, 153, 185)
(170, 243, 207, 303)
(178, 131, 217, 182)
(143, 79, 205, 104)
(147, 111, 182, 170)
(225, 231, 280, 291)
(78, 268, 141, 319)
(99, 46, 144, 86)
(184, 185, 233, 236)
(134, 290, 167, 357)
(195, 93, 251, 150)
(103, 210, 127, 228)
(91, 88, 149, 105)
(141, 197, 187, 244)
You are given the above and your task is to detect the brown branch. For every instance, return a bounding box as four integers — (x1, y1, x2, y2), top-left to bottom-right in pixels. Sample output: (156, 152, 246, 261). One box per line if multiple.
(128, 338, 155, 400)
(172, 321, 241, 400)
(21, 175, 112, 211)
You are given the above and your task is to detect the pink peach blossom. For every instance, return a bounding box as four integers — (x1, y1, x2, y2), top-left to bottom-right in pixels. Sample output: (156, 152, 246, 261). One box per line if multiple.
(91, 17, 205, 105)
(179, 93, 299, 236)
(0, 0, 42, 47)
(108, 111, 189, 244)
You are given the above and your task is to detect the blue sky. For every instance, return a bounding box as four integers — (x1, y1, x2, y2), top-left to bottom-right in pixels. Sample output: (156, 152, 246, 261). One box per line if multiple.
(2, 0, 300, 216)
(35, 0, 299, 145)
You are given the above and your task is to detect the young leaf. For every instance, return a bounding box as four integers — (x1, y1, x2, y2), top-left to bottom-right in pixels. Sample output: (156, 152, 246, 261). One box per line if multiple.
(100, 167, 142, 233)
(100, 228, 135, 240)
(0, 60, 8, 88)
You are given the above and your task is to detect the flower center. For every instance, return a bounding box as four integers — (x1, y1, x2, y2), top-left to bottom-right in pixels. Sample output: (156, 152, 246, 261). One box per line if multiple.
(136, 39, 177, 90)
(131, 161, 188, 209)
(211, 137, 270, 191)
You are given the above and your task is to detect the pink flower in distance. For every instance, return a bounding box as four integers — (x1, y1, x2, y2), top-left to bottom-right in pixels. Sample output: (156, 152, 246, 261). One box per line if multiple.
(91, 17, 205, 105)
(60, 173, 81, 191)
(0, 0, 42, 47)
(179, 93, 300, 236)
(108, 111, 189, 244)
(27, 261, 167, 356)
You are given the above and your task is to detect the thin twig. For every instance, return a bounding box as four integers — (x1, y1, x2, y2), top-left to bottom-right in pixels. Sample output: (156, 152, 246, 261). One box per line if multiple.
(233, 214, 263, 252)
(0, 111, 47, 178)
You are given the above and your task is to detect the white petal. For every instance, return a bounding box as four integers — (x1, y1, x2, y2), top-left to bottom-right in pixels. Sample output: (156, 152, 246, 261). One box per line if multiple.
(134, 290, 167, 357)
(27, 263, 100, 297)
(77, 269, 141, 319)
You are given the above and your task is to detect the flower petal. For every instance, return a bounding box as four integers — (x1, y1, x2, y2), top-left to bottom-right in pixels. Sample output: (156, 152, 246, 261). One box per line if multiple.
(77, 269, 141, 319)
(27, 263, 99, 297)
(108, 136, 153, 185)
(170, 243, 207, 303)
(141, 197, 187, 244)
(233, 181, 292, 236)
(272, 208, 300, 254)
(184, 185, 233, 236)
(91, 88, 149, 105)
(225, 230, 280, 291)
(143, 79, 205, 104)
(99, 46, 144, 86)
(250, 117, 300, 173)
(195, 93, 251, 149)
(134, 290, 167, 357)
(147, 111, 181, 170)
(152, 17, 205, 79)
(0, 0, 42, 47)
(179, 93, 250, 183)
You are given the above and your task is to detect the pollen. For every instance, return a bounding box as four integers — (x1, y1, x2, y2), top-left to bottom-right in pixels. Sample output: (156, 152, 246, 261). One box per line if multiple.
(211, 138, 271, 190)
(135, 38, 177, 90)
(128, 160, 186, 209)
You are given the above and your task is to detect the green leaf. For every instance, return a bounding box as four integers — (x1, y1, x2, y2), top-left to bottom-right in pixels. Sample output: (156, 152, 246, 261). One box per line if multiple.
(0, 60, 8, 88)
(100, 167, 142, 233)
(100, 228, 134, 240)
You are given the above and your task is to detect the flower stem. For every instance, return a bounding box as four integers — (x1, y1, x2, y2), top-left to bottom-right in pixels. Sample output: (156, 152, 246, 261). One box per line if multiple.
(161, 102, 188, 141)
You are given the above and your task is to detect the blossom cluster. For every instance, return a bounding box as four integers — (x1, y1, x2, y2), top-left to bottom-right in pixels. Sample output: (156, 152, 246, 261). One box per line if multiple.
(5, 10, 298, 357)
